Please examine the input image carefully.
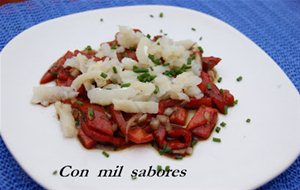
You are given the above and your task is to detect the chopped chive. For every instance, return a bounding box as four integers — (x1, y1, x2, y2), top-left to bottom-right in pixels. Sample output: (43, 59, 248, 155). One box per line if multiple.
(131, 176, 137, 180)
(105, 88, 112, 90)
(133, 66, 149, 73)
(234, 99, 238, 105)
(157, 42, 160, 46)
(165, 166, 170, 171)
(121, 83, 131, 88)
(111, 44, 117, 50)
(88, 108, 94, 120)
(100, 72, 108, 79)
(163, 64, 191, 77)
(75, 100, 83, 106)
(148, 54, 162, 65)
(215, 127, 221, 133)
(175, 155, 183, 160)
(199, 36, 203, 41)
(150, 66, 154, 71)
(159, 12, 164, 18)
(160, 29, 163, 33)
(102, 151, 109, 158)
(157, 165, 162, 171)
(191, 139, 198, 147)
(164, 33, 168, 36)
(129, 47, 136, 51)
(153, 86, 159, 94)
(146, 34, 151, 39)
(217, 77, 222, 83)
(52, 170, 58, 175)
(187, 55, 195, 65)
(137, 72, 156, 82)
(224, 106, 228, 115)
(236, 76, 243, 82)
(149, 14, 154, 18)
(75, 120, 80, 126)
(246, 118, 251, 123)
(112, 66, 118, 74)
(191, 27, 196, 31)
(159, 144, 172, 155)
(85, 45, 92, 51)
(220, 122, 226, 127)
(212, 137, 221, 143)
(207, 83, 212, 90)
(50, 72, 58, 77)
(100, 18, 104, 22)
(198, 46, 204, 53)
(219, 89, 224, 94)
(162, 63, 170, 67)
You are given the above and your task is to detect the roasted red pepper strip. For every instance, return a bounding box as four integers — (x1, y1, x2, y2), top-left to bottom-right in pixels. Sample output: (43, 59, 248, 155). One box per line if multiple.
(158, 99, 182, 114)
(169, 106, 188, 126)
(198, 71, 227, 114)
(117, 50, 138, 62)
(167, 128, 192, 150)
(77, 129, 97, 149)
(188, 107, 218, 139)
(183, 97, 212, 109)
(153, 126, 166, 148)
(81, 121, 125, 147)
(40, 51, 74, 84)
(221, 89, 235, 106)
(128, 127, 153, 144)
(108, 105, 127, 135)
(202, 56, 221, 71)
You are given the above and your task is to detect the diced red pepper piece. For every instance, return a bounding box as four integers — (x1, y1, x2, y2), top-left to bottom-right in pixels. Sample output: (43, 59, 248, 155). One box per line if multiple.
(128, 127, 153, 144)
(77, 129, 97, 149)
(221, 90, 235, 106)
(158, 99, 182, 114)
(183, 97, 212, 109)
(108, 105, 127, 135)
(40, 51, 74, 84)
(81, 122, 125, 147)
(167, 128, 192, 150)
(202, 56, 221, 71)
(169, 107, 188, 126)
(187, 107, 218, 139)
(187, 106, 218, 130)
(153, 126, 166, 148)
(86, 105, 114, 136)
(117, 50, 138, 62)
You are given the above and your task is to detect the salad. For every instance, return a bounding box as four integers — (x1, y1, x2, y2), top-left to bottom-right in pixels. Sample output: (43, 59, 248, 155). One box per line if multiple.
(31, 26, 235, 159)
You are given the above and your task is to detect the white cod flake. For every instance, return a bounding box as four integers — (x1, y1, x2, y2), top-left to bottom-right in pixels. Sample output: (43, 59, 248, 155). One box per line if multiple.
(112, 99, 158, 114)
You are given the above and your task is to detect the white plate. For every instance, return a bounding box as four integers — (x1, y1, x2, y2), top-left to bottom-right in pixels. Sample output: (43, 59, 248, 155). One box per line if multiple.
(1, 5, 300, 190)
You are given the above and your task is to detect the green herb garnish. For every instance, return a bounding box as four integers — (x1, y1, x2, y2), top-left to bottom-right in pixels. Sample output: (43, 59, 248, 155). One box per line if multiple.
(219, 89, 224, 94)
(187, 55, 196, 65)
(159, 144, 172, 155)
(146, 34, 151, 39)
(52, 170, 58, 175)
(220, 122, 226, 127)
(236, 76, 243, 82)
(191, 27, 196, 31)
(121, 83, 131, 88)
(137, 72, 156, 83)
(191, 139, 198, 147)
(112, 66, 118, 74)
(150, 14, 154, 18)
(199, 36, 203, 41)
(207, 83, 212, 90)
(100, 18, 104, 22)
(85, 45, 92, 51)
(246, 118, 251, 123)
(217, 77, 222, 83)
(175, 155, 183, 160)
(212, 137, 221, 143)
(153, 86, 159, 94)
(75, 100, 83, 106)
(111, 44, 117, 50)
(215, 127, 221, 133)
(148, 54, 162, 65)
(102, 151, 109, 158)
(163, 64, 191, 77)
(50, 72, 58, 77)
(157, 165, 162, 171)
(100, 72, 108, 79)
(162, 63, 170, 67)
(165, 166, 170, 171)
(198, 46, 204, 53)
(133, 66, 149, 73)
(88, 108, 94, 120)
(224, 106, 228, 115)
(159, 12, 164, 18)
(157, 42, 160, 46)
(234, 99, 238, 105)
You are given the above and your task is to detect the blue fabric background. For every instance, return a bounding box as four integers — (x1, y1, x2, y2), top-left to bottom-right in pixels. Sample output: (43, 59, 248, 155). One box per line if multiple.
(0, 0, 299, 189)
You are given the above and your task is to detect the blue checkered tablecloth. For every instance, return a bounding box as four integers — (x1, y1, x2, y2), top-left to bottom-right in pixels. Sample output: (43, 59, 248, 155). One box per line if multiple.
(0, 0, 299, 189)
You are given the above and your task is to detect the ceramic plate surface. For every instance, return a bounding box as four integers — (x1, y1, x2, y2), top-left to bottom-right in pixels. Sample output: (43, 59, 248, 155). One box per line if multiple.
(1, 5, 300, 190)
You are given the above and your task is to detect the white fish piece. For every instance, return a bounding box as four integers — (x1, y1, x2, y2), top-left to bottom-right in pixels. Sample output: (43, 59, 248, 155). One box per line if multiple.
(153, 74, 172, 97)
(112, 99, 158, 114)
(121, 57, 138, 70)
(88, 87, 138, 106)
(136, 37, 153, 67)
(116, 26, 143, 49)
(118, 70, 139, 83)
(31, 86, 78, 106)
(175, 39, 195, 50)
(54, 101, 77, 138)
(71, 71, 109, 90)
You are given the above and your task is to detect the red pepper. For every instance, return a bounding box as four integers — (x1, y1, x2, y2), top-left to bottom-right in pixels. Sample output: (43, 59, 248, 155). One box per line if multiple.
(198, 71, 227, 114)
(202, 56, 221, 71)
(81, 122, 125, 147)
(221, 90, 235, 106)
(128, 127, 153, 144)
(77, 129, 97, 149)
(117, 50, 138, 62)
(108, 105, 127, 135)
(187, 107, 218, 139)
(167, 128, 192, 150)
(153, 126, 166, 148)
(40, 51, 74, 84)
(169, 107, 188, 126)
(183, 97, 212, 109)
(158, 99, 182, 114)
